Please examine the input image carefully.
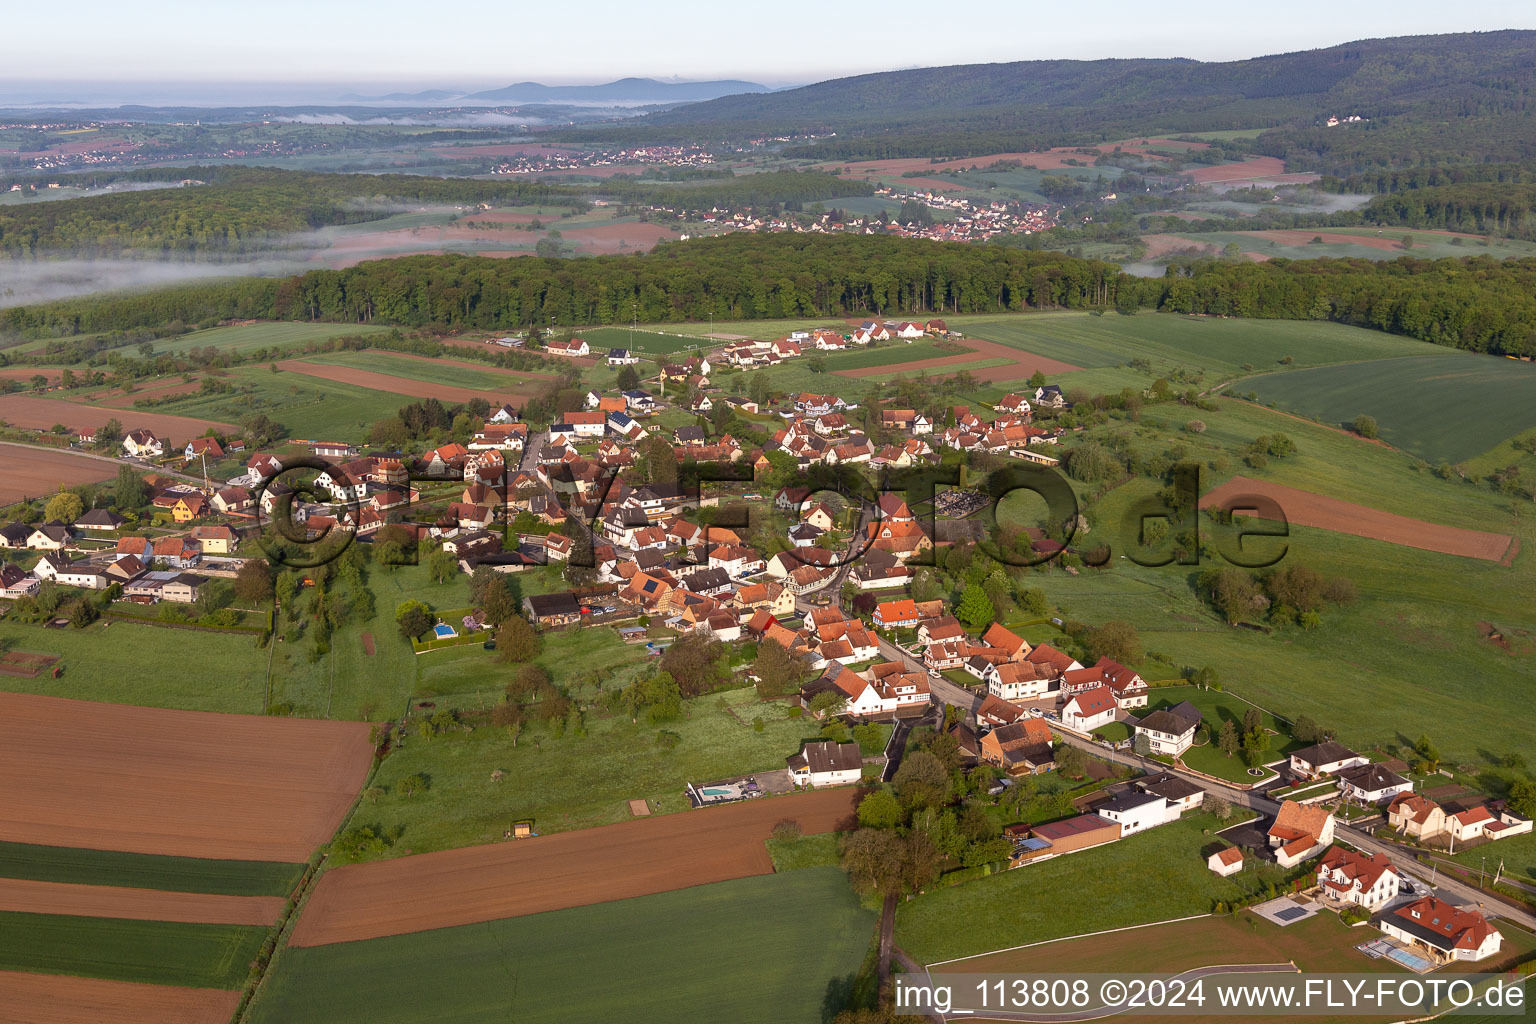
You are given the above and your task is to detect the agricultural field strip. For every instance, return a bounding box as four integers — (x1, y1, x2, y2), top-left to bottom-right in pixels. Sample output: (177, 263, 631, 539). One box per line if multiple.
(297, 350, 556, 387)
(0, 877, 283, 926)
(1201, 476, 1515, 561)
(0, 444, 117, 506)
(0, 692, 374, 862)
(0, 841, 303, 897)
(273, 358, 540, 403)
(0, 910, 267, 989)
(0, 970, 240, 1024)
(0, 393, 237, 437)
(289, 787, 858, 946)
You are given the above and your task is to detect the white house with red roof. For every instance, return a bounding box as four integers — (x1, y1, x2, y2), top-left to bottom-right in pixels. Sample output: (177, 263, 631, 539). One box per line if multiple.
(545, 337, 590, 357)
(1267, 800, 1335, 868)
(1061, 685, 1118, 733)
(1379, 897, 1502, 963)
(1315, 846, 1400, 909)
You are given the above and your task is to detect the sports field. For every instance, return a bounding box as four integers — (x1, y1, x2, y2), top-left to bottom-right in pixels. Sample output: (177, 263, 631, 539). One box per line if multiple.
(1242, 351, 1536, 463)
(254, 869, 874, 1024)
(575, 325, 708, 355)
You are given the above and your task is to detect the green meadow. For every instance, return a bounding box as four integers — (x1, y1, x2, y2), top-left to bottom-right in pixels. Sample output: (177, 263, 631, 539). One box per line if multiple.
(1241, 351, 1536, 464)
(149, 321, 393, 357)
(251, 869, 874, 1024)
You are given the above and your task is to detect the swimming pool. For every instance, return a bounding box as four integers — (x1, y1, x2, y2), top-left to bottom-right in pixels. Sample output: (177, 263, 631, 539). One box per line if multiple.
(433, 624, 457, 639)
(701, 786, 738, 797)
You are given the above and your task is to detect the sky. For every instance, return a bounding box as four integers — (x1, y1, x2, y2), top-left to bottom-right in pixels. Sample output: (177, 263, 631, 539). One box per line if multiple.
(3, 0, 1533, 99)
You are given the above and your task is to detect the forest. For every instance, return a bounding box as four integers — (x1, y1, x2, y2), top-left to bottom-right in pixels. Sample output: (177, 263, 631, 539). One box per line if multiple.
(1360, 183, 1536, 239)
(4, 234, 1536, 357)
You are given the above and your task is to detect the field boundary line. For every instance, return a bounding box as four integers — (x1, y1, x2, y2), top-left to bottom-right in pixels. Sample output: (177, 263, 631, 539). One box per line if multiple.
(924, 913, 1212, 968)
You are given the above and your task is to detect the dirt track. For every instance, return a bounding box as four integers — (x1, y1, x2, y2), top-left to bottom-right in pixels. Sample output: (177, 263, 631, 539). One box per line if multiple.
(0, 445, 117, 505)
(0, 692, 374, 862)
(0, 971, 238, 1024)
(0, 878, 283, 925)
(290, 787, 860, 946)
(0, 394, 235, 438)
(834, 338, 1079, 383)
(1200, 476, 1515, 562)
(276, 358, 542, 404)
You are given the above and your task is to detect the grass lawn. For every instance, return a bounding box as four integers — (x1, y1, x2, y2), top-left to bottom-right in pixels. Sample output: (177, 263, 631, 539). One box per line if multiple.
(250, 868, 874, 1024)
(955, 908, 1536, 982)
(896, 814, 1289, 964)
(0, 911, 268, 988)
(414, 624, 656, 707)
(0, 616, 269, 714)
(342, 685, 833, 859)
(1241, 350, 1536, 464)
(766, 831, 842, 871)
(1445, 831, 1536, 889)
(0, 842, 303, 897)
(1091, 721, 1131, 743)
(149, 322, 393, 358)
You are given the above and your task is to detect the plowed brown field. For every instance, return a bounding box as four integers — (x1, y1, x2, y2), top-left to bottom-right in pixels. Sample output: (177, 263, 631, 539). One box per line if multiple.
(0, 692, 374, 861)
(0, 971, 238, 1024)
(0, 394, 234, 437)
(290, 787, 860, 946)
(0, 444, 116, 505)
(0, 878, 283, 925)
(1200, 476, 1515, 562)
(833, 338, 1079, 383)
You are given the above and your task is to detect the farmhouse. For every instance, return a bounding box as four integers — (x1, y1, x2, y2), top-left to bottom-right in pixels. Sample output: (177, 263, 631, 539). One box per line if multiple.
(978, 719, 1054, 776)
(786, 740, 864, 788)
(984, 661, 1055, 702)
(1378, 898, 1502, 964)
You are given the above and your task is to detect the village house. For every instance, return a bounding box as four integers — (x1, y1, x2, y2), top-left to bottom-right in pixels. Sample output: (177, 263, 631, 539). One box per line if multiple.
(523, 591, 583, 627)
(74, 508, 126, 532)
(189, 525, 238, 555)
(1061, 685, 1118, 733)
(872, 598, 920, 630)
(122, 429, 164, 458)
(1095, 791, 1179, 837)
(984, 660, 1057, 702)
(979, 719, 1054, 776)
(0, 522, 31, 548)
(546, 337, 591, 358)
(786, 740, 863, 788)
(26, 521, 72, 551)
(1289, 741, 1369, 780)
(606, 348, 640, 365)
(184, 437, 224, 460)
(1132, 701, 1202, 758)
(1315, 847, 1400, 910)
(1267, 800, 1336, 868)
(1387, 793, 1447, 839)
(1378, 898, 1502, 964)
(1337, 763, 1414, 805)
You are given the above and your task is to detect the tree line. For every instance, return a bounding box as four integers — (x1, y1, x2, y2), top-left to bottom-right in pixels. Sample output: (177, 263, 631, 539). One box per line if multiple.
(5, 234, 1536, 356)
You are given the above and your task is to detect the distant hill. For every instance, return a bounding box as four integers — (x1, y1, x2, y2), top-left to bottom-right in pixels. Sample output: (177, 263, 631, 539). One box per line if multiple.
(464, 77, 770, 103)
(614, 31, 1536, 171)
(341, 78, 771, 106)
